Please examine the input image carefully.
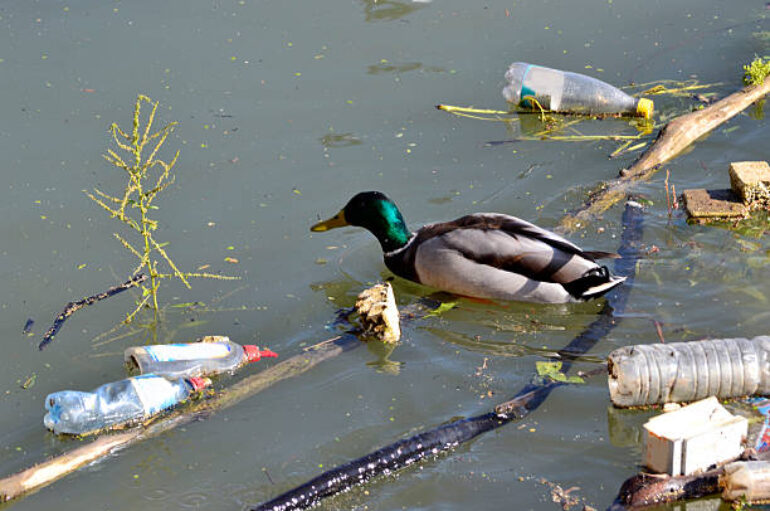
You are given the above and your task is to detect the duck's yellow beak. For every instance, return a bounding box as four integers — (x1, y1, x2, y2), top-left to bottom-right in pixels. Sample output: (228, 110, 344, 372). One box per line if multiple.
(310, 210, 349, 232)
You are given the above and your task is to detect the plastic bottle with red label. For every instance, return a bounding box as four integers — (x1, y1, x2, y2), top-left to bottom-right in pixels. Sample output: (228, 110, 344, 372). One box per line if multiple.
(43, 375, 211, 436)
(124, 337, 277, 379)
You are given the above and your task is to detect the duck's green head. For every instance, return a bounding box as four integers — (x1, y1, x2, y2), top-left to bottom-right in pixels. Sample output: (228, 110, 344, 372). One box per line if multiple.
(310, 191, 412, 252)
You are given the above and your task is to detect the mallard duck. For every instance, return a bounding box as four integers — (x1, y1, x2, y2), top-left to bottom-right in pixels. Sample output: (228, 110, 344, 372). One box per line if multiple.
(310, 191, 625, 304)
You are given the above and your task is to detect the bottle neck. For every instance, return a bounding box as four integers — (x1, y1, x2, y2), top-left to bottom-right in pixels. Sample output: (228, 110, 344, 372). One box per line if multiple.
(243, 345, 279, 363)
(186, 377, 211, 392)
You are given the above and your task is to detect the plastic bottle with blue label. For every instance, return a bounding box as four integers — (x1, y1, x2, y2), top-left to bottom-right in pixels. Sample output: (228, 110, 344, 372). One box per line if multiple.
(502, 62, 653, 119)
(43, 375, 210, 435)
(124, 337, 278, 379)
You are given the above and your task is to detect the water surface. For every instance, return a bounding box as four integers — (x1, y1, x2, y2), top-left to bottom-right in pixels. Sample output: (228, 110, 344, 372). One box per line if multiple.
(1, 1, 769, 509)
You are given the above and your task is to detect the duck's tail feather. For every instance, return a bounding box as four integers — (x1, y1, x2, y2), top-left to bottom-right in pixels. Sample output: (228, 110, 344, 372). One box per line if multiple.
(562, 266, 625, 300)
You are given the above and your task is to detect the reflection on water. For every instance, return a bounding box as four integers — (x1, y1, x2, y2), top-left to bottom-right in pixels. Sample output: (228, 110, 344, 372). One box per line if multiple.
(367, 61, 445, 75)
(364, 339, 403, 374)
(359, 0, 425, 22)
(319, 132, 363, 148)
(606, 405, 650, 448)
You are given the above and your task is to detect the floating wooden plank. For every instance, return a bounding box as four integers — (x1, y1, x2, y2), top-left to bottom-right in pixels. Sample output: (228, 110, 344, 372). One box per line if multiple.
(683, 188, 747, 220)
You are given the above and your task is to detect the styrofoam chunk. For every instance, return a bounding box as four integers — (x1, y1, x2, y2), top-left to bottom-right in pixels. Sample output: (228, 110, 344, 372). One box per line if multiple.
(643, 397, 747, 475)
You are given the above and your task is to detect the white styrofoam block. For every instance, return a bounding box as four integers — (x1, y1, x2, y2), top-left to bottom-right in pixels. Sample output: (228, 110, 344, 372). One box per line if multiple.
(643, 396, 747, 475)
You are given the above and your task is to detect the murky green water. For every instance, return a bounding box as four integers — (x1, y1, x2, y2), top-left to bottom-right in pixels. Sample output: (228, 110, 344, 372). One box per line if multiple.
(1, 1, 768, 509)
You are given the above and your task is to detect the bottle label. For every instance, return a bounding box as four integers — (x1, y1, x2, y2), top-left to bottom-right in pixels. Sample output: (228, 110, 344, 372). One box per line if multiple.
(131, 376, 181, 416)
(144, 343, 232, 362)
(520, 65, 565, 111)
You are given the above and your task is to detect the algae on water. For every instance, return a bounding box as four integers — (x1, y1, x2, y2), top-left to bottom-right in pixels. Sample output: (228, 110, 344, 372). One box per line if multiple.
(743, 56, 770, 86)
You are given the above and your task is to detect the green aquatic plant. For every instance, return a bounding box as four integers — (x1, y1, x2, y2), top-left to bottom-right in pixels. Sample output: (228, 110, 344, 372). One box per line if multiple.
(87, 95, 236, 323)
(743, 56, 770, 86)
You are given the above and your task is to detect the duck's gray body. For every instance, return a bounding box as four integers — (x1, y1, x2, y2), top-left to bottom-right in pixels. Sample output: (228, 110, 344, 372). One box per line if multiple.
(384, 213, 624, 303)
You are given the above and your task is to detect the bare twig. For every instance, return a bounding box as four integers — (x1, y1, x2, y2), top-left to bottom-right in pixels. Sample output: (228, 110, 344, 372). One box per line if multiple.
(39, 274, 149, 350)
(652, 320, 665, 344)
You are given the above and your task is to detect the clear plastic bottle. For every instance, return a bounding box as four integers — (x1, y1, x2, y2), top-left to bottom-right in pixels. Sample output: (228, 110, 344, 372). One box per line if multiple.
(502, 62, 653, 119)
(608, 336, 770, 407)
(43, 375, 211, 435)
(722, 461, 770, 503)
(124, 338, 277, 379)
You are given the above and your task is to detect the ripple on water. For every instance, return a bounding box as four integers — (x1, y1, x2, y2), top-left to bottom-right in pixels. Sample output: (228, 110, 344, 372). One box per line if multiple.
(178, 491, 210, 508)
(143, 488, 169, 501)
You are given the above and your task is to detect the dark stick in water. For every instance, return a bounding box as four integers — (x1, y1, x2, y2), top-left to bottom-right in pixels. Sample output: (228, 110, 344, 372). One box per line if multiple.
(38, 273, 148, 350)
(251, 200, 645, 511)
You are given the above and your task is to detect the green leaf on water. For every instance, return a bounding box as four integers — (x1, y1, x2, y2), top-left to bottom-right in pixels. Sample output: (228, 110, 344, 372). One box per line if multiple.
(425, 301, 458, 317)
(635, 197, 654, 206)
(21, 373, 36, 389)
(170, 301, 204, 308)
(535, 361, 584, 384)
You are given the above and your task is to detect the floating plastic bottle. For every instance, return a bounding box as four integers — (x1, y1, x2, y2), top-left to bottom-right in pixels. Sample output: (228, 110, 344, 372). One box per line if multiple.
(43, 374, 210, 435)
(608, 336, 770, 407)
(124, 338, 278, 379)
(722, 461, 770, 503)
(502, 62, 653, 119)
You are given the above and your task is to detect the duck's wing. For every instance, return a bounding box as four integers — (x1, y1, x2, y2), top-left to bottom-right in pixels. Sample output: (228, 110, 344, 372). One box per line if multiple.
(413, 213, 601, 284)
(468, 213, 590, 258)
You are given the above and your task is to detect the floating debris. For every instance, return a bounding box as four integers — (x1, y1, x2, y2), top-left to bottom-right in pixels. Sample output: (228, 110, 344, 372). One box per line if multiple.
(354, 283, 400, 343)
(608, 336, 770, 407)
(722, 460, 770, 503)
(682, 188, 747, 221)
(729, 161, 770, 207)
(643, 397, 747, 476)
(684, 160, 770, 222)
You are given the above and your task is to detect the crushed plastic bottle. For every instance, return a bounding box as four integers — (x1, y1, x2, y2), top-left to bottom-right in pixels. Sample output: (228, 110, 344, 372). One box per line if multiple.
(43, 374, 211, 435)
(608, 336, 770, 407)
(502, 62, 653, 119)
(124, 338, 277, 379)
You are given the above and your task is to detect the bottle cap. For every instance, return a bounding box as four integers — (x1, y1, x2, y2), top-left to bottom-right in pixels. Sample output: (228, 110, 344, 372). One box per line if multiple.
(636, 98, 654, 119)
(243, 345, 279, 363)
(188, 377, 212, 391)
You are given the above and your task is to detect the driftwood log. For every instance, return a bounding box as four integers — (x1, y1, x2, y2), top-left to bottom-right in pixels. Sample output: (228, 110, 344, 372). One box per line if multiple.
(0, 335, 358, 502)
(557, 74, 770, 234)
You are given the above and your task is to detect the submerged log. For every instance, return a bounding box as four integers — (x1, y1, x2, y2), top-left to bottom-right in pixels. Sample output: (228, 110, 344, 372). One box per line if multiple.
(558, 75, 770, 234)
(250, 201, 645, 511)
